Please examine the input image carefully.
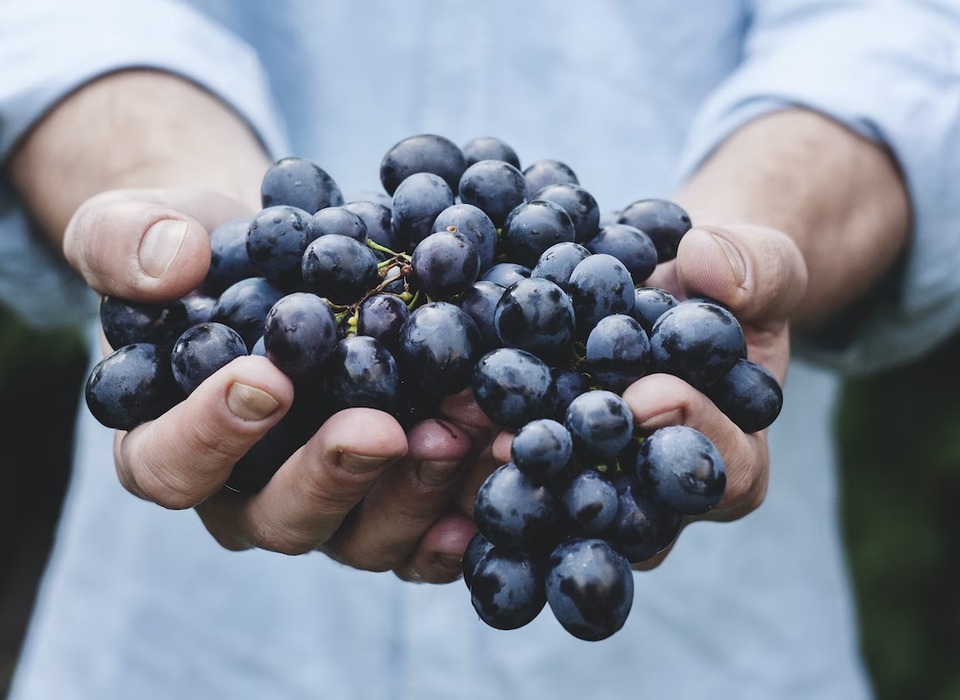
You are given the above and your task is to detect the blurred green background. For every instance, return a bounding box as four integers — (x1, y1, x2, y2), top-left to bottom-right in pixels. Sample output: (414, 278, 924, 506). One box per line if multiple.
(0, 305, 957, 699)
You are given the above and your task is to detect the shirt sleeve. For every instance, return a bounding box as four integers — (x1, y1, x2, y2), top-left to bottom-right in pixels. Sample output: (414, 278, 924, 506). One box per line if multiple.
(674, 0, 960, 376)
(0, 0, 290, 329)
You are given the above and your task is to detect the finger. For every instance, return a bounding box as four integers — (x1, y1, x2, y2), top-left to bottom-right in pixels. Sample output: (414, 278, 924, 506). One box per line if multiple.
(116, 355, 293, 508)
(675, 225, 808, 325)
(623, 373, 768, 522)
(320, 418, 474, 571)
(394, 513, 479, 584)
(63, 187, 254, 301)
(196, 408, 408, 555)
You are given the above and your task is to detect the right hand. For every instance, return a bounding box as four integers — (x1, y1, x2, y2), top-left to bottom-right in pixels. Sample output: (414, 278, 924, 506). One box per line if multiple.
(68, 187, 489, 583)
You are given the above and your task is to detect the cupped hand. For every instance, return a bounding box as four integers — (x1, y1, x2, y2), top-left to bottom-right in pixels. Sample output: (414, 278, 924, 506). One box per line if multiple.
(66, 188, 487, 583)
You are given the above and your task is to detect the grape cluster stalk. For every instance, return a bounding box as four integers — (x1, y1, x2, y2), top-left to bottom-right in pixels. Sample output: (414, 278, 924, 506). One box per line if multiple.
(85, 133, 784, 641)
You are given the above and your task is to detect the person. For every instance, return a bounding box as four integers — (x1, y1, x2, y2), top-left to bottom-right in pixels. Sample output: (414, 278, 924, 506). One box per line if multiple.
(2, 1, 959, 698)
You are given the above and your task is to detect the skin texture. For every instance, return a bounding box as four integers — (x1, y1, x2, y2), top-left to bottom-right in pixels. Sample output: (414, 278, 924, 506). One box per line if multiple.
(8, 71, 909, 579)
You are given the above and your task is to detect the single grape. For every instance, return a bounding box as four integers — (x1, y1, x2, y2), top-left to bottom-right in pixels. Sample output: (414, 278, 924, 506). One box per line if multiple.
(99, 295, 192, 352)
(262, 292, 339, 377)
(170, 322, 248, 394)
(567, 253, 635, 335)
(307, 206, 368, 242)
(410, 229, 480, 300)
(616, 198, 692, 263)
(583, 313, 650, 393)
(210, 277, 287, 350)
(606, 473, 683, 563)
(458, 159, 529, 228)
(461, 136, 521, 169)
(472, 347, 557, 430)
(630, 286, 679, 334)
(585, 223, 658, 285)
(531, 241, 591, 291)
(395, 301, 481, 398)
(357, 293, 410, 352)
(85, 343, 182, 430)
(301, 233, 380, 305)
(533, 183, 601, 243)
(494, 277, 576, 363)
(246, 205, 315, 288)
(480, 262, 531, 288)
(203, 217, 257, 295)
(342, 199, 398, 250)
(561, 469, 619, 536)
(648, 300, 746, 389)
(551, 367, 591, 422)
(463, 530, 495, 590)
(260, 156, 344, 213)
(637, 425, 726, 516)
(379, 133, 466, 195)
(511, 418, 573, 481)
(454, 280, 505, 352)
(470, 547, 546, 631)
(500, 200, 576, 268)
(474, 462, 559, 553)
(390, 172, 456, 251)
(704, 358, 783, 433)
(431, 203, 498, 272)
(564, 389, 635, 464)
(522, 158, 578, 194)
(545, 537, 634, 642)
(322, 335, 401, 414)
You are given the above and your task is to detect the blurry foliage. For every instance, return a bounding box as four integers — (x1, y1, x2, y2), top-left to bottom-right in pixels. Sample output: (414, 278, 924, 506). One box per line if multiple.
(836, 331, 960, 700)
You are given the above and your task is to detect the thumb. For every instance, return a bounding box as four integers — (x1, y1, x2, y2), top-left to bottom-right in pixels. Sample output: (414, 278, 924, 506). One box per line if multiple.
(64, 187, 255, 302)
(675, 224, 808, 325)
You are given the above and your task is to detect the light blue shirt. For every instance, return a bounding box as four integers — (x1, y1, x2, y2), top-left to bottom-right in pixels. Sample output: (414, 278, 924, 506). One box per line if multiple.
(2, 1, 959, 698)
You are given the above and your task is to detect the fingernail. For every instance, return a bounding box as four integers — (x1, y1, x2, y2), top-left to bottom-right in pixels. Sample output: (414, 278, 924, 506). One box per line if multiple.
(226, 382, 280, 421)
(710, 232, 746, 286)
(638, 408, 683, 431)
(416, 460, 461, 487)
(140, 219, 188, 278)
(436, 553, 463, 570)
(339, 452, 389, 474)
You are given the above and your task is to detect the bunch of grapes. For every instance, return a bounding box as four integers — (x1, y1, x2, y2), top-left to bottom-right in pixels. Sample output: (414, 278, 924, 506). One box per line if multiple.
(84, 133, 784, 641)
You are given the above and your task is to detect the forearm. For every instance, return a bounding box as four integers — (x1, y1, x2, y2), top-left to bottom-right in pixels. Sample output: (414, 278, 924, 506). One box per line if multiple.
(8, 69, 272, 245)
(674, 108, 910, 327)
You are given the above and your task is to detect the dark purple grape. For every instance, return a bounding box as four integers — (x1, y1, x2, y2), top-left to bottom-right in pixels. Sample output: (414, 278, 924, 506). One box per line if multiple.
(463, 530, 496, 590)
(470, 547, 546, 631)
(705, 358, 783, 433)
(379, 133, 466, 196)
(461, 136, 521, 169)
(260, 156, 344, 214)
(545, 538, 634, 641)
(342, 199, 398, 250)
(511, 418, 573, 481)
(454, 280, 505, 352)
(561, 469, 619, 536)
(307, 206, 368, 242)
(431, 203, 498, 272)
(564, 389, 635, 463)
(458, 159, 529, 228)
(606, 474, 682, 563)
(500, 200, 576, 268)
(551, 367, 591, 421)
(531, 242, 591, 291)
(475, 462, 559, 553)
(617, 198, 692, 263)
(472, 347, 557, 431)
(583, 313, 650, 393)
(203, 217, 257, 295)
(648, 300, 746, 389)
(301, 233, 380, 305)
(410, 229, 480, 300)
(85, 343, 182, 430)
(480, 262, 531, 288)
(357, 293, 410, 352)
(533, 183, 601, 243)
(246, 205, 315, 287)
(99, 295, 192, 352)
(170, 322, 248, 394)
(210, 277, 287, 350)
(390, 172, 455, 251)
(637, 425, 726, 516)
(396, 301, 481, 398)
(585, 224, 658, 285)
(181, 292, 217, 327)
(322, 335, 401, 414)
(522, 158, 578, 194)
(568, 253, 636, 337)
(494, 277, 575, 364)
(262, 292, 338, 377)
(630, 286, 679, 334)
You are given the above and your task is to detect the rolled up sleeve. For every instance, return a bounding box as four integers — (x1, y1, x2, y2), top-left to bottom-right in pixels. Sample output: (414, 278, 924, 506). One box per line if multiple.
(675, 0, 960, 375)
(0, 0, 288, 328)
